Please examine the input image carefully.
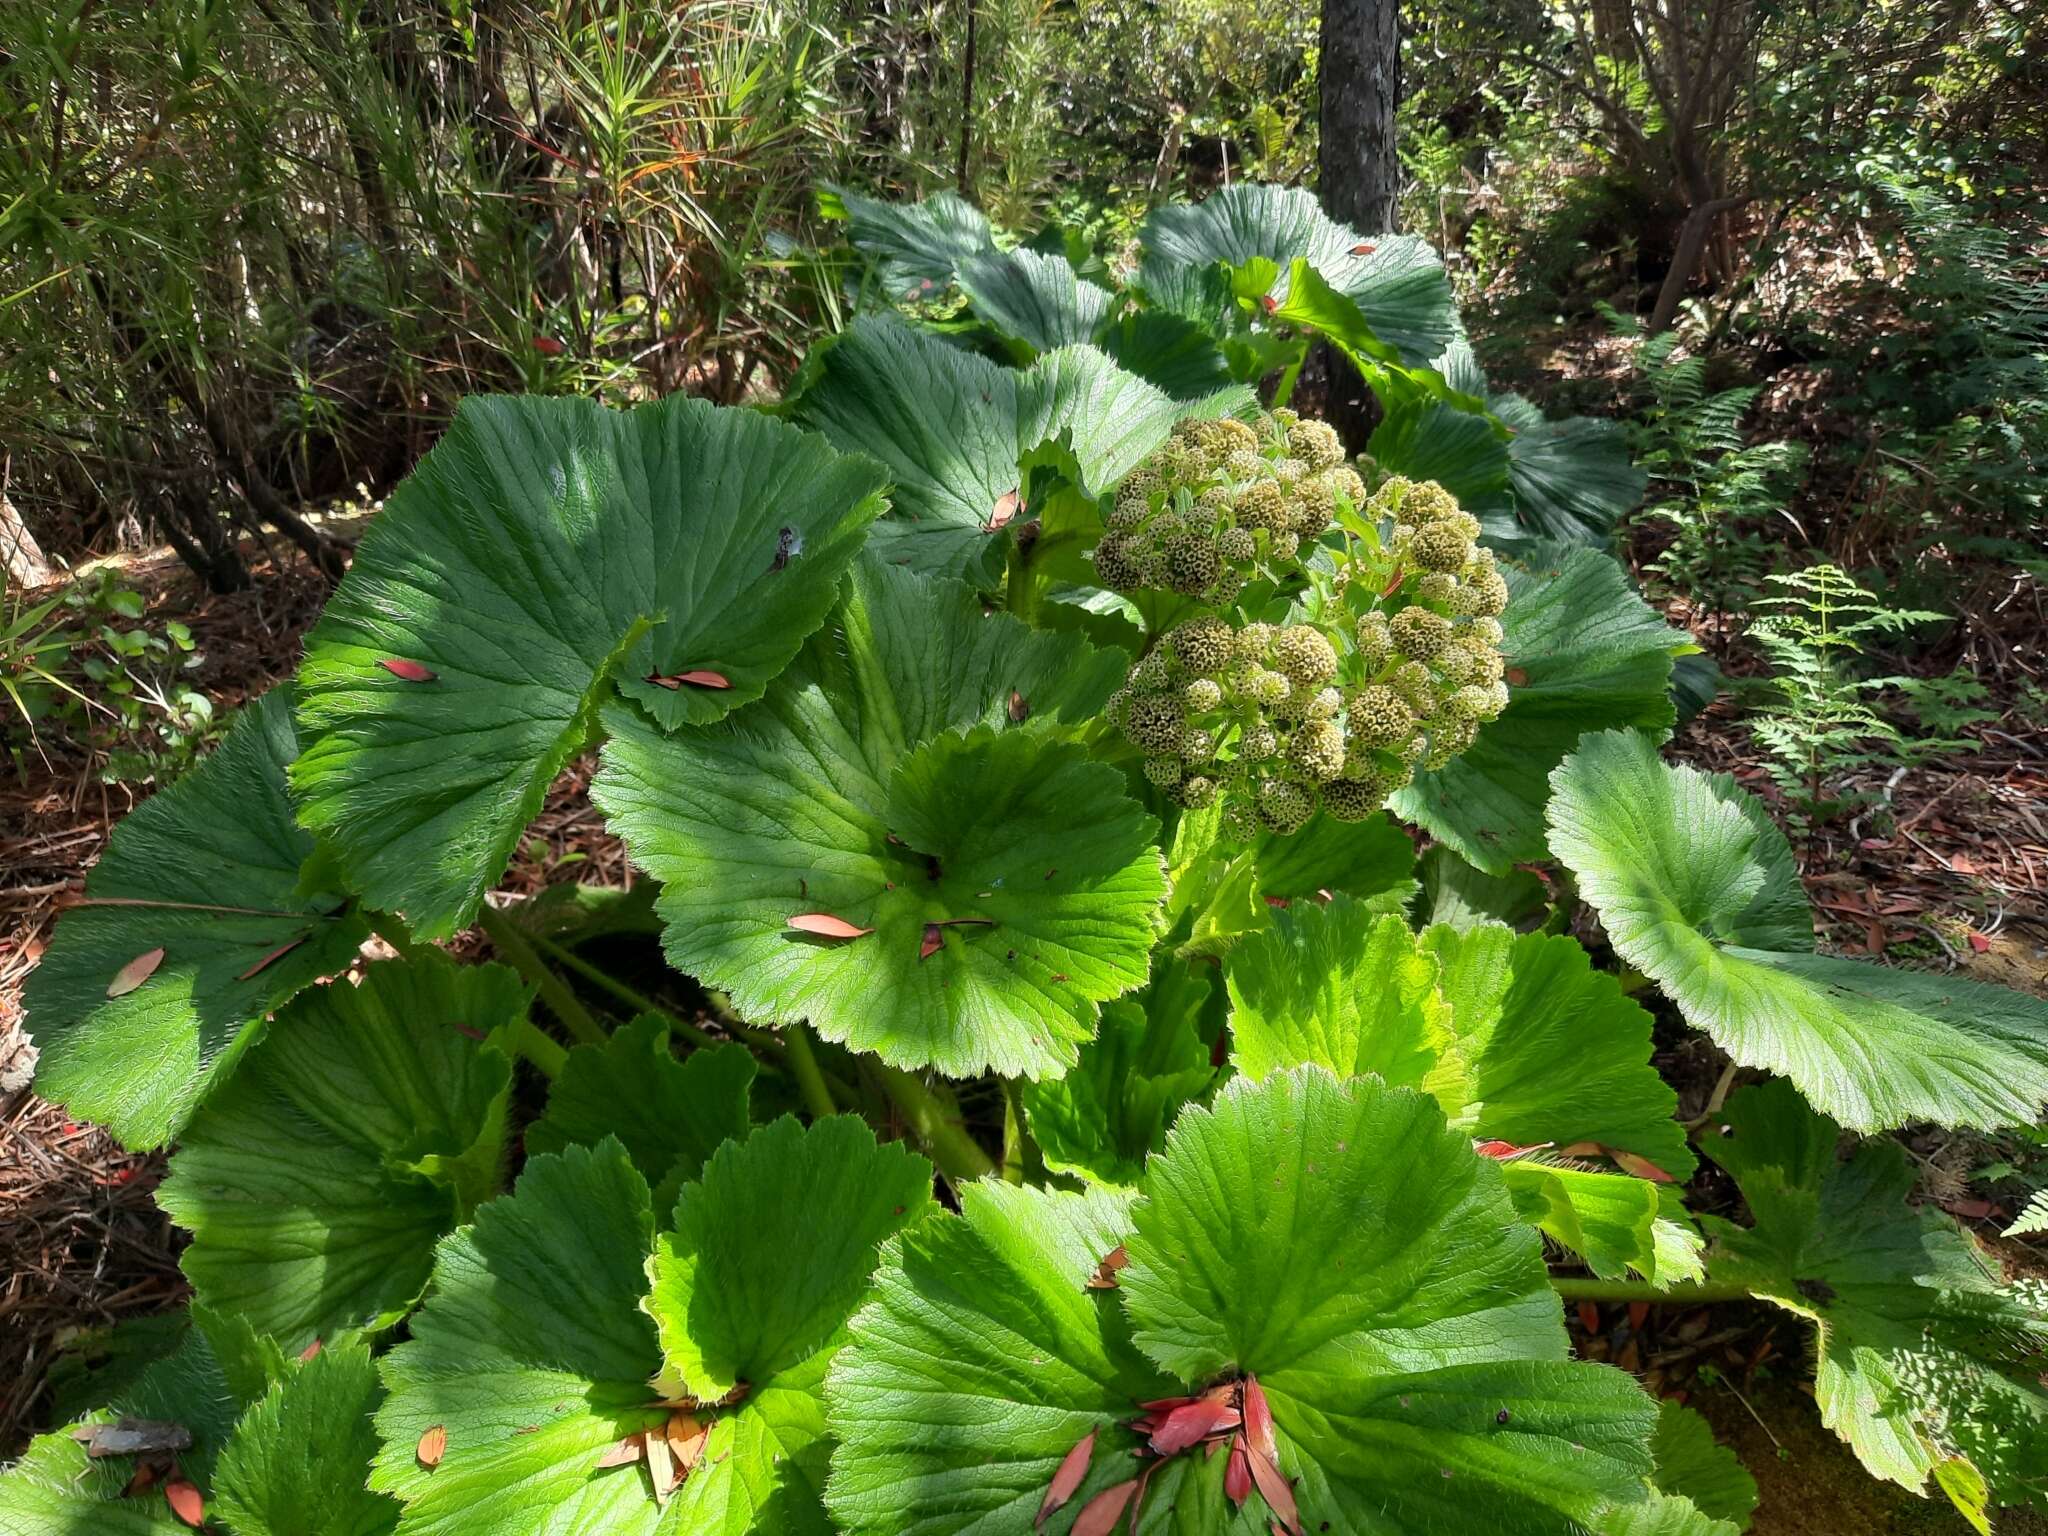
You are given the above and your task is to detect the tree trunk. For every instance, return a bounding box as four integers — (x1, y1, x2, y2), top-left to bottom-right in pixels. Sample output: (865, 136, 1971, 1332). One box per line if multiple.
(1318, 0, 1401, 234)
(1314, 0, 1400, 449)
(956, 0, 978, 196)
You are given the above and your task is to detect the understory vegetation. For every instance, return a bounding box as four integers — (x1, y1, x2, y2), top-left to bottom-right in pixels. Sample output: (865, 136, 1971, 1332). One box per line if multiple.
(2, 2, 2045, 1534)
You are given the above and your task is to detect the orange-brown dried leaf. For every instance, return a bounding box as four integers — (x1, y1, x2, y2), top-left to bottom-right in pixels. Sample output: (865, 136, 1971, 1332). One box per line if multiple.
(107, 947, 165, 998)
(1085, 1245, 1128, 1290)
(164, 1477, 205, 1528)
(1035, 1428, 1095, 1527)
(787, 913, 874, 939)
(379, 658, 437, 682)
(1070, 1477, 1140, 1536)
(416, 1424, 448, 1467)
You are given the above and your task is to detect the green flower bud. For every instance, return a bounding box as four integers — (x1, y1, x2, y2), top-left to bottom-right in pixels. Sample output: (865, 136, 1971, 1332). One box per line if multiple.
(1093, 532, 1146, 591)
(1177, 774, 1218, 809)
(1286, 418, 1345, 472)
(1271, 532, 1301, 562)
(1355, 611, 1394, 670)
(1235, 480, 1288, 532)
(1218, 526, 1257, 564)
(1288, 718, 1347, 782)
(1240, 723, 1279, 760)
(1163, 532, 1224, 596)
(1307, 686, 1343, 721)
(1417, 572, 1459, 606)
(1272, 625, 1339, 687)
(1471, 616, 1505, 647)
(1234, 622, 1275, 662)
(1349, 684, 1416, 748)
(1391, 660, 1436, 712)
(1124, 693, 1186, 753)
(1144, 754, 1185, 788)
(1256, 776, 1317, 833)
(1391, 607, 1452, 662)
(1168, 615, 1235, 677)
(1319, 776, 1383, 822)
(1465, 567, 1509, 618)
(1223, 448, 1263, 480)
(1180, 727, 1216, 762)
(1131, 650, 1174, 691)
(1250, 668, 1290, 708)
(1222, 799, 1261, 842)
(1183, 678, 1223, 714)
(1411, 520, 1474, 573)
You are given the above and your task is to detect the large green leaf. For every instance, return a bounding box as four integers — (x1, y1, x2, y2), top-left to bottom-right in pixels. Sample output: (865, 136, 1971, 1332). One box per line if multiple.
(1701, 1081, 2048, 1513)
(24, 689, 369, 1148)
(1096, 309, 1238, 401)
(213, 1341, 399, 1536)
(1490, 395, 1647, 550)
(1548, 729, 2048, 1131)
(646, 1115, 932, 1531)
(957, 246, 1116, 354)
(369, 1140, 670, 1536)
(1393, 549, 1692, 873)
(594, 558, 1163, 1080)
(1274, 261, 1489, 414)
(1422, 926, 1695, 1178)
(1136, 183, 1460, 364)
(0, 1315, 240, 1535)
(1370, 394, 1514, 514)
(1225, 899, 1458, 1099)
(291, 395, 887, 938)
(1022, 961, 1216, 1186)
(826, 1183, 1175, 1536)
(526, 1017, 755, 1211)
(793, 317, 1248, 585)
(819, 182, 995, 296)
(157, 953, 522, 1352)
(1121, 1068, 1660, 1530)
(1643, 1401, 1756, 1531)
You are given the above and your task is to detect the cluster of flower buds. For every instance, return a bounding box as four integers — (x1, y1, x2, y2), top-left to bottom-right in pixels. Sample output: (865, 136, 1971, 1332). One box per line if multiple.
(1091, 413, 1365, 602)
(1100, 414, 1511, 838)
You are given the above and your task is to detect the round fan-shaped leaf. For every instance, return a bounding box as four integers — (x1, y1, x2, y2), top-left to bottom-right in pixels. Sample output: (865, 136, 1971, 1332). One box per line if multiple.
(1548, 729, 2048, 1131)
(24, 689, 370, 1148)
(594, 559, 1163, 1080)
(291, 394, 887, 938)
(957, 247, 1116, 354)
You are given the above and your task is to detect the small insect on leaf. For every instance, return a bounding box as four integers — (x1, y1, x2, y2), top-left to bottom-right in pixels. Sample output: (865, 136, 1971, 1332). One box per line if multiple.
(1036, 1429, 1095, 1527)
(1007, 689, 1030, 723)
(1473, 1139, 1552, 1161)
(379, 658, 437, 682)
(164, 1477, 205, 1529)
(74, 1418, 192, 1457)
(787, 913, 874, 940)
(1225, 1438, 1253, 1504)
(1349, 242, 1377, 256)
(988, 489, 1024, 532)
(417, 1424, 448, 1467)
(769, 524, 803, 573)
(237, 937, 304, 981)
(918, 923, 944, 961)
(1258, 295, 1278, 314)
(1070, 1478, 1140, 1536)
(1379, 567, 1406, 598)
(1242, 1376, 1277, 1464)
(107, 947, 165, 998)
(299, 1337, 323, 1362)
(1245, 1446, 1301, 1535)
(1607, 1150, 1677, 1183)
(532, 335, 566, 356)
(595, 1435, 646, 1469)
(1085, 1245, 1128, 1290)
(644, 669, 732, 691)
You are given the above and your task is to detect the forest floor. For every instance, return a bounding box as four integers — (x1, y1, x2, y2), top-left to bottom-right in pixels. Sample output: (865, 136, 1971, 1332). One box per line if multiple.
(1, 521, 2045, 1530)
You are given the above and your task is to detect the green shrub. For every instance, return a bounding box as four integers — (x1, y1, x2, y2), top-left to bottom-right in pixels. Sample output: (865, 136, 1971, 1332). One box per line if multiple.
(11, 182, 2047, 1536)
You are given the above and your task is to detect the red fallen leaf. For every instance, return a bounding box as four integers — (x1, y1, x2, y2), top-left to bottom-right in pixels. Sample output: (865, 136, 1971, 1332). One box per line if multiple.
(1008, 689, 1030, 723)
(1070, 1478, 1140, 1536)
(918, 923, 943, 961)
(1967, 931, 1991, 953)
(299, 1337, 324, 1362)
(1245, 1445, 1301, 1534)
(237, 937, 304, 981)
(988, 489, 1024, 531)
(1258, 294, 1278, 314)
(1036, 1429, 1096, 1527)
(645, 669, 732, 690)
(1150, 1397, 1241, 1455)
(532, 335, 565, 356)
(1085, 1245, 1127, 1290)
(1607, 1150, 1676, 1183)
(1242, 1376, 1277, 1464)
(787, 913, 874, 939)
(107, 947, 165, 998)
(595, 1434, 646, 1468)
(1576, 1300, 1601, 1333)
(164, 1477, 205, 1528)
(379, 657, 437, 682)
(1349, 242, 1377, 255)
(417, 1424, 448, 1467)
(1943, 1197, 1995, 1220)
(1627, 1301, 1649, 1333)
(1225, 1438, 1253, 1504)
(1505, 667, 1530, 686)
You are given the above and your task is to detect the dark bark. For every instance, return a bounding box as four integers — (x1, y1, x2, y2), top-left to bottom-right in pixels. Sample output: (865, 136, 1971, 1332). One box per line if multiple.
(1315, 0, 1400, 449)
(1318, 0, 1401, 235)
(957, 0, 978, 195)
